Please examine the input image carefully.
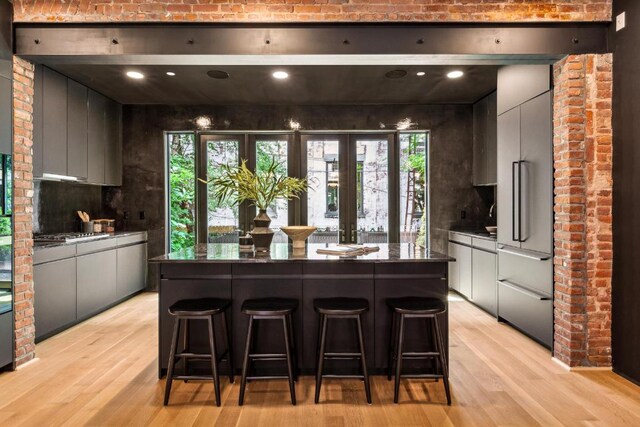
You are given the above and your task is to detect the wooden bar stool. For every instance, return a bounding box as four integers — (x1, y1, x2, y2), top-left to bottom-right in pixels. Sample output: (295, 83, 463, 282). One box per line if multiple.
(314, 297, 372, 404)
(164, 298, 234, 407)
(238, 298, 298, 406)
(387, 296, 451, 405)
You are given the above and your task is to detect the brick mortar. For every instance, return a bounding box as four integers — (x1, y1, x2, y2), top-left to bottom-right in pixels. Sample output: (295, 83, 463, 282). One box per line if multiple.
(12, 1, 612, 23)
(12, 56, 35, 367)
(552, 54, 612, 367)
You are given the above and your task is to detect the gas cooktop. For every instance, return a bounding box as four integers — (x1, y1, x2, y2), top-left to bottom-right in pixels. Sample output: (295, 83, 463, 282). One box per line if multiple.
(34, 232, 110, 243)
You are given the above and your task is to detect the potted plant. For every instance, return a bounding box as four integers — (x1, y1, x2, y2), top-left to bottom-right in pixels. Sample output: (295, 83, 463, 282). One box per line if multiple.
(204, 158, 309, 252)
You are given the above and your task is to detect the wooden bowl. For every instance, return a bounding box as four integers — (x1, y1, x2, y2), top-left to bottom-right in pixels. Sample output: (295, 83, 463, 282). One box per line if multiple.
(281, 226, 317, 249)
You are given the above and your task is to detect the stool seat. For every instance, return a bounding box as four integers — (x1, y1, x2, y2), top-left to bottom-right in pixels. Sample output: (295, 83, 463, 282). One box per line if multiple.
(169, 298, 231, 316)
(241, 298, 298, 316)
(387, 297, 446, 315)
(314, 297, 369, 315)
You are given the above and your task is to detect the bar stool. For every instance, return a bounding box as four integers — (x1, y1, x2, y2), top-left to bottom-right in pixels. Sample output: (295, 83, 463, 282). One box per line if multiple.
(164, 298, 234, 407)
(238, 298, 298, 406)
(314, 297, 372, 404)
(387, 296, 451, 405)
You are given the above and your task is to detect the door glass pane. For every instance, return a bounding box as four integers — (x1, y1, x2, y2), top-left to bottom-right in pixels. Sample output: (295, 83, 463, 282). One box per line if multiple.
(168, 133, 195, 252)
(399, 132, 428, 246)
(255, 139, 288, 242)
(356, 138, 389, 244)
(306, 138, 340, 243)
(207, 139, 240, 243)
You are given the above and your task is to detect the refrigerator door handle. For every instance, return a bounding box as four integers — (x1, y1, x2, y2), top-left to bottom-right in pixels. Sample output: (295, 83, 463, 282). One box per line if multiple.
(497, 246, 551, 261)
(518, 160, 524, 243)
(512, 161, 519, 242)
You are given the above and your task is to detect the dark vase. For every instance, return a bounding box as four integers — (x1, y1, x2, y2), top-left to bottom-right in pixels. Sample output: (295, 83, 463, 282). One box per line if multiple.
(250, 209, 274, 252)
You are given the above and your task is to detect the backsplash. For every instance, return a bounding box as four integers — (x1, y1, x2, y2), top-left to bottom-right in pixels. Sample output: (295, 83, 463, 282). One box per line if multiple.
(33, 181, 103, 234)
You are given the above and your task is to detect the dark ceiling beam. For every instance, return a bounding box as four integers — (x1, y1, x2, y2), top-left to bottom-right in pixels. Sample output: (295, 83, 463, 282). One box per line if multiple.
(14, 23, 608, 65)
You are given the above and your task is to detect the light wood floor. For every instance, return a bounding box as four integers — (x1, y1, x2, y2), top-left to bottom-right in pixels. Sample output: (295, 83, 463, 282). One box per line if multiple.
(0, 293, 638, 426)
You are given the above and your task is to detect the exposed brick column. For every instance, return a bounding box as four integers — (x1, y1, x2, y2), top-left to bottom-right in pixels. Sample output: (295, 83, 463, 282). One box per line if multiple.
(12, 57, 35, 367)
(553, 54, 613, 367)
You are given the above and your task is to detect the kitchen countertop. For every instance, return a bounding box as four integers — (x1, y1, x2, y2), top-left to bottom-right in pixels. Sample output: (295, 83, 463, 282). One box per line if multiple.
(150, 243, 453, 263)
(449, 229, 497, 241)
(33, 231, 148, 250)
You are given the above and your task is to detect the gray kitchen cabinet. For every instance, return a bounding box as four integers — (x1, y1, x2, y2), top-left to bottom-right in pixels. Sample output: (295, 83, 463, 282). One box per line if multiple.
(0, 76, 10, 155)
(77, 249, 117, 319)
(32, 65, 43, 178)
(448, 240, 472, 299)
(116, 243, 147, 299)
(497, 65, 550, 115)
(104, 100, 122, 186)
(0, 311, 12, 368)
(42, 67, 68, 176)
(87, 89, 107, 184)
(34, 258, 77, 341)
(520, 92, 553, 254)
(473, 91, 497, 186)
(497, 106, 521, 248)
(448, 241, 460, 292)
(472, 248, 497, 316)
(66, 79, 88, 179)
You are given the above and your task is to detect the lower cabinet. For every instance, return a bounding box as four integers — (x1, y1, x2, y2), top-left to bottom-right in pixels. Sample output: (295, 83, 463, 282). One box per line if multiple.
(472, 248, 497, 316)
(449, 241, 472, 299)
(77, 249, 117, 319)
(34, 258, 77, 341)
(0, 311, 13, 368)
(116, 243, 147, 299)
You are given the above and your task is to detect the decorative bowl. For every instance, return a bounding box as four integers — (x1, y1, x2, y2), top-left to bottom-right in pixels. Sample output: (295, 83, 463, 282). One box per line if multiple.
(485, 226, 497, 235)
(281, 226, 317, 249)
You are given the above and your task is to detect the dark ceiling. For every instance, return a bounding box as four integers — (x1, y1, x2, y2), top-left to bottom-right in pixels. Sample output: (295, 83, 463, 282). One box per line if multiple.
(47, 64, 498, 105)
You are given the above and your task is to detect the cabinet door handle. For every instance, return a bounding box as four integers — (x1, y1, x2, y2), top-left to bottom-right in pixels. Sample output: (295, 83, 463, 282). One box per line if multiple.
(512, 161, 518, 242)
(498, 279, 551, 301)
(517, 160, 524, 243)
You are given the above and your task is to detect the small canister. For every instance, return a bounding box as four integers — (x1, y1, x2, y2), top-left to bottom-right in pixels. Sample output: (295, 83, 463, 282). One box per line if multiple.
(239, 234, 254, 253)
(82, 221, 94, 233)
(93, 221, 103, 233)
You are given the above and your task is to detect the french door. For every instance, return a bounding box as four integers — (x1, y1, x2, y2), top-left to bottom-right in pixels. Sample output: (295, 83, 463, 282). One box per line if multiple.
(196, 132, 295, 243)
(301, 133, 396, 244)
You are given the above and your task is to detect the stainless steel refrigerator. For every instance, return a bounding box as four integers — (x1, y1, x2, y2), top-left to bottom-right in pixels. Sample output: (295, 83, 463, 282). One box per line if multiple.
(496, 74, 554, 348)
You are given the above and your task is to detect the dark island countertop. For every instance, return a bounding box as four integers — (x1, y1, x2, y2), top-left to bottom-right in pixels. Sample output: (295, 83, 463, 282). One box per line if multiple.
(150, 243, 453, 264)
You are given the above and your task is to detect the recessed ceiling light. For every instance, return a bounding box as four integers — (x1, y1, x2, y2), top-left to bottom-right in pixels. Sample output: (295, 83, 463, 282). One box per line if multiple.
(166, 71, 176, 76)
(447, 70, 464, 79)
(416, 71, 426, 76)
(126, 71, 144, 79)
(207, 70, 230, 79)
(272, 70, 289, 80)
(385, 70, 407, 79)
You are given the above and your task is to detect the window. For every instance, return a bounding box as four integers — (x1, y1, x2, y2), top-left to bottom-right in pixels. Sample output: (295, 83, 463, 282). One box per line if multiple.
(324, 159, 339, 217)
(399, 132, 428, 247)
(167, 133, 196, 252)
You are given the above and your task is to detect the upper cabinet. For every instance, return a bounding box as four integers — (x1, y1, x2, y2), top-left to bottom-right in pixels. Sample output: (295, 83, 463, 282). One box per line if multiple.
(33, 65, 122, 185)
(473, 91, 497, 186)
(497, 64, 551, 115)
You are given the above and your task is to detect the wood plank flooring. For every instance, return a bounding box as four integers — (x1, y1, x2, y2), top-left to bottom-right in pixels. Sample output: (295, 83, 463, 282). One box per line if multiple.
(0, 292, 638, 426)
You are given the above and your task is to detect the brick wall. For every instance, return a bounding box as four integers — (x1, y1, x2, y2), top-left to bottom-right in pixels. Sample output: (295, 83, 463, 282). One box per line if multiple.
(12, 57, 35, 367)
(13, 1, 611, 23)
(553, 54, 613, 367)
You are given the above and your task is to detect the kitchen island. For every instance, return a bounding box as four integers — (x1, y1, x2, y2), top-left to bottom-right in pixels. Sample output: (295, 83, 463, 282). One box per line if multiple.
(151, 243, 453, 376)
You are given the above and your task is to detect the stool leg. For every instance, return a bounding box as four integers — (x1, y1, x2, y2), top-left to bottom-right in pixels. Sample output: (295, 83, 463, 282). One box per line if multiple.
(286, 313, 298, 382)
(221, 310, 234, 384)
(164, 317, 181, 406)
(183, 319, 190, 381)
(207, 316, 221, 407)
(387, 311, 397, 381)
(315, 313, 324, 374)
(239, 315, 254, 406)
(429, 316, 440, 382)
(393, 314, 405, 404)
(433, 315, 451, 406)
(282, 315, 297, 406)
(314, 314, 329, 404)
(356, 314, 372, 404)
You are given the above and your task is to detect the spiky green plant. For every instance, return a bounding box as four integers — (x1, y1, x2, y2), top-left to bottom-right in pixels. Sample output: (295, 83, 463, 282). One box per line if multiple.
(202, 158, 309, 211)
